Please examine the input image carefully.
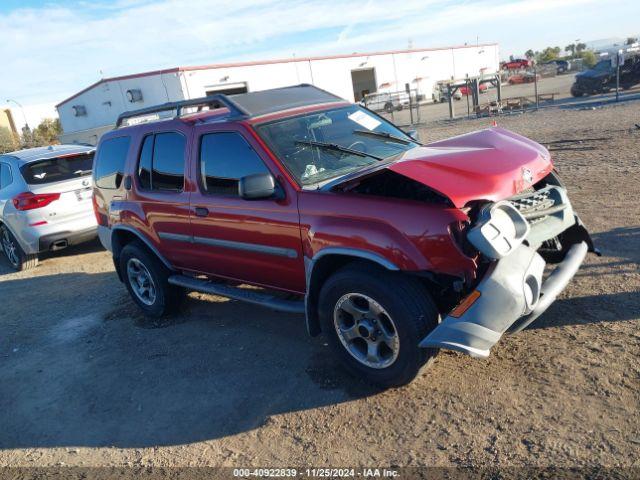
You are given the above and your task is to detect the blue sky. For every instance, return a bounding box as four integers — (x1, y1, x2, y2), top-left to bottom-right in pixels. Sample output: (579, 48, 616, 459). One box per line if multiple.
(1, 0, 638, 125)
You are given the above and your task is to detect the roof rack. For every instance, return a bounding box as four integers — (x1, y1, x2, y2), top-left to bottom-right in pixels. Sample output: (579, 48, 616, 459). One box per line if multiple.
(115, 94, 250, 128)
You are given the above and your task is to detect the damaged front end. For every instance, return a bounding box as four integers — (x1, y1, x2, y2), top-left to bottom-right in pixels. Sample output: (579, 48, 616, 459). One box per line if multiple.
(419, 171, 597, 358)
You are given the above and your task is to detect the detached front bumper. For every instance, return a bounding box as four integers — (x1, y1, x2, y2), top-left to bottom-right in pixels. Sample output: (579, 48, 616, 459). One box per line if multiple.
(419, 241, 588, 358)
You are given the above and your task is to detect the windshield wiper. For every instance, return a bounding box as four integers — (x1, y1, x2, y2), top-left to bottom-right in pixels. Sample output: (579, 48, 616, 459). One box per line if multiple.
(352, 129, 412, 145)
(295, 140, 383, 161)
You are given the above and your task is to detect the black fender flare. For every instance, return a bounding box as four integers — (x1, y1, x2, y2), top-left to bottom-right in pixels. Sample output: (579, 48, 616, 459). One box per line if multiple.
(110, 226, 174, 280)
(304, 247, 400, 336)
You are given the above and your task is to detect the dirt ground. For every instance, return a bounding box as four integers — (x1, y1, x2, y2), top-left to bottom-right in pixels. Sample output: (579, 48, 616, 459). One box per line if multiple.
(1, 99, 639, 473)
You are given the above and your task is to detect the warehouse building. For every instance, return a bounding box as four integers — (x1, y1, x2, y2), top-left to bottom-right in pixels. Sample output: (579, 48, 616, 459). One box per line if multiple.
(57, 43, 499, 145)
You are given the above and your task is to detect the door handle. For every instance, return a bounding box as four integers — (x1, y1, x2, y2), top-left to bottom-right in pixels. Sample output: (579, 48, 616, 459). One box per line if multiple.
(194, 207, 209, 217)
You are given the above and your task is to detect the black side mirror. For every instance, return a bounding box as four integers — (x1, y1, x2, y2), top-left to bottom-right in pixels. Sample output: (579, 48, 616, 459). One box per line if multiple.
(238, 173, 277, 200)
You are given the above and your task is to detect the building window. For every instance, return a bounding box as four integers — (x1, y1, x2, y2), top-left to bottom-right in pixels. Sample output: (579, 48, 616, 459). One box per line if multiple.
(126, 89, 143, 103)
(72, 105, 87, 117)
(199, 132, 269, 196)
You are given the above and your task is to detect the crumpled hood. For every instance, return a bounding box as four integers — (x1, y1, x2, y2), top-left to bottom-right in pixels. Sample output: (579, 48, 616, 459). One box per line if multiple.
(387, 127, 554, 208)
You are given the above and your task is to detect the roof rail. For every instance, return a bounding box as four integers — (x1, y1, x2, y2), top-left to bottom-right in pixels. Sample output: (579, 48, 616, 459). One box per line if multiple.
(115, 94, 250, 128)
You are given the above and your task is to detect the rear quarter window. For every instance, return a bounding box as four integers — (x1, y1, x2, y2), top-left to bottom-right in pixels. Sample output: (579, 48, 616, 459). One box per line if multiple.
(95, 136, 131, 189)
(22, 152, 94, 185)
(0, 162, 13, 189)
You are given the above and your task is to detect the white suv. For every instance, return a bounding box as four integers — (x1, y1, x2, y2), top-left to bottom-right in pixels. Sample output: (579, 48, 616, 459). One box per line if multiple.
(0, 145, 97, 271)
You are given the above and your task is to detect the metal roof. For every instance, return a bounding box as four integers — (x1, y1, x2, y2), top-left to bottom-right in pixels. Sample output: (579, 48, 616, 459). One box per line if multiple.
(1, 144, 95, 164)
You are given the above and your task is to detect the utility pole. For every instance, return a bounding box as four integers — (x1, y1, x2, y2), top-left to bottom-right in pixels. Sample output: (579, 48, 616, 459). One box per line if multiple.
(533, 66, 539, 110)
(6, 99, 30, 131)
(616, 50, 622, 103)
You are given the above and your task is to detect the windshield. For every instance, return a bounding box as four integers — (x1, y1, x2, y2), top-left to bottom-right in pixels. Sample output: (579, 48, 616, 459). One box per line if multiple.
(21, 152, 94, 185)
(257, 105, 419, 186)
(593, 60, 612, 71)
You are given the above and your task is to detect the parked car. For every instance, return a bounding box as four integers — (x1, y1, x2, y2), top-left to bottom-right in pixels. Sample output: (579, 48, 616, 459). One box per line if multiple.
(507, 72, 541, 84)
(501, 58, 532, 70)
(432, 83, 463, 102)
(94, 85, 596, 387)
(571, 56, 640, 96)
(542, 59, 571, 74)
(362, 91, 410, 112)
(458, 83, 488, 95)
(0, 145, 97, 270)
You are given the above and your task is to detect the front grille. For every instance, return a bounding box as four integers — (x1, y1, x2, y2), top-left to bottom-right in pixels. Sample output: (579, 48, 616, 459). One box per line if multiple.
(505, 185, 574, 249)
(508, 188, 557, 225)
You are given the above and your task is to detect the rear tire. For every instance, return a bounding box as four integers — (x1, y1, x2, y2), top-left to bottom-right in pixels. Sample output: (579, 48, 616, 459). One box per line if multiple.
(318, 263, 440, 388)
(1, 225, 38, 271)
(120, 240, 182, 317)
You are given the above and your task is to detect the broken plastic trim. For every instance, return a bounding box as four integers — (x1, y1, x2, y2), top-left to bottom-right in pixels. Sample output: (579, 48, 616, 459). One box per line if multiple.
(467, 201, 530, 259)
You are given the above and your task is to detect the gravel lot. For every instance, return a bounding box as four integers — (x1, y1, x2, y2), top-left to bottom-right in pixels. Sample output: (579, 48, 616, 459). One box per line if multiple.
(1, 99, 639, 473)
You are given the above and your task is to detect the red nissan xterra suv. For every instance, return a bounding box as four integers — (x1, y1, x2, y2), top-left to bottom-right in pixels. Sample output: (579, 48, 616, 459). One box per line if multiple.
(93, 85, 597, 387)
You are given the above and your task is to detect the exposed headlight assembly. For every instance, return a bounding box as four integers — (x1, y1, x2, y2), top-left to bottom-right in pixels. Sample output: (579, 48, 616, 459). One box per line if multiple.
(467, 201, 529, 259)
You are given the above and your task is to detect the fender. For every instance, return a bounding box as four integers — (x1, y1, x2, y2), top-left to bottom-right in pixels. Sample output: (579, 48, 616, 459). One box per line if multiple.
(304, 247, 400, 337)
(0, 220, 30, 253)
(110, 225, 174, 271)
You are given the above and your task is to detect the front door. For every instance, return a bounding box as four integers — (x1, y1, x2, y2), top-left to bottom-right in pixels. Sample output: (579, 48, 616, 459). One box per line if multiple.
(186, 124, 305, 293)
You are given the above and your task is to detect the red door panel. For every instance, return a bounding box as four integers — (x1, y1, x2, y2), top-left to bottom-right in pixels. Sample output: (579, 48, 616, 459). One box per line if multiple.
(184, 123, 305, 293)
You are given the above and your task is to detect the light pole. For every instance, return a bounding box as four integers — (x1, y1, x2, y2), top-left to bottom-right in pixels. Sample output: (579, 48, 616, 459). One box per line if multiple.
(6, 99, 30, 132)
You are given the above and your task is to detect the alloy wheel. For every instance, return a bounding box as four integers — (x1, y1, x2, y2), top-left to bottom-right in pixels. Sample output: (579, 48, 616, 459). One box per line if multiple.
(1, 229, 20, 268)
(127, 258, 157, 306)
(333, 293, 400, 369)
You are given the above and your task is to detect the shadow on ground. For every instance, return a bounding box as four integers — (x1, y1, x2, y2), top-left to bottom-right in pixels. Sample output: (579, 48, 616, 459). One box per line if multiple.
(0, 238, 104, 275)
(0, 270, 378, 450)
(529, 225, 640, 330)
(1, 227, 636, 449)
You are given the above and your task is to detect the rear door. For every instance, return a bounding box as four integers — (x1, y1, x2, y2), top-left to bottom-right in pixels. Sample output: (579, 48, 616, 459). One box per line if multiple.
(185, 124, 305, 293)
(128, 124, 192, 268)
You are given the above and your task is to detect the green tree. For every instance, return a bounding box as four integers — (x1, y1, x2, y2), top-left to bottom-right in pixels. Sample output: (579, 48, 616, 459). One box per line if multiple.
(565, 44, 576, 57)
(524, 49, 535, 59)
(576, 42, 587, 53)
(580, 50, 597, 67)
(626, 37, 638, 45)
(32, 118, 62, 146)
(538, 47, 560, 63)
(0, 127, 19, 154)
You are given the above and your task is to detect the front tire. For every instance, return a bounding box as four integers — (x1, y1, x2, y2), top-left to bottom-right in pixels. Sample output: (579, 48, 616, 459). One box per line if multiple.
(120, 240, 182, 317)
(1, 225, 38, 271)
(318, 263, 440, 388)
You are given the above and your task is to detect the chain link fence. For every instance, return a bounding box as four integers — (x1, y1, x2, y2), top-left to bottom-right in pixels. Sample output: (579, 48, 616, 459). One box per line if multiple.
(359, 52, 640, 131)
(361, 89, 423, 127)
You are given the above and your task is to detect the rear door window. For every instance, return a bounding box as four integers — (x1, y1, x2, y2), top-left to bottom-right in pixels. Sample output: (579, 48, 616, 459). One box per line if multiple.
(95, 136, 131, 189)
(22, 152, 94, 185)
(136, 132, 185, 192)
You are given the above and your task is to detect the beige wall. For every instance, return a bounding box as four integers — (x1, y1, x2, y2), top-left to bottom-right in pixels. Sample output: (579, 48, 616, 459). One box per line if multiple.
(0, 109, 18, 136)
